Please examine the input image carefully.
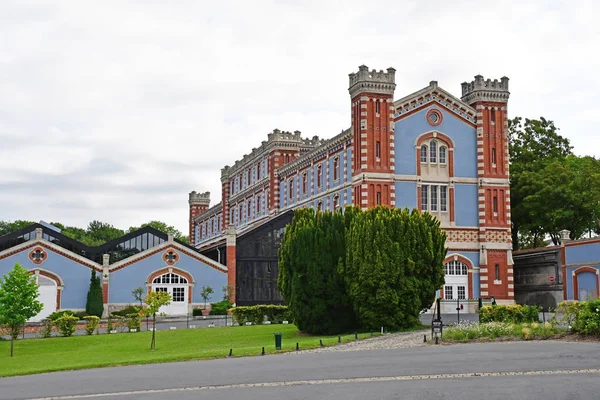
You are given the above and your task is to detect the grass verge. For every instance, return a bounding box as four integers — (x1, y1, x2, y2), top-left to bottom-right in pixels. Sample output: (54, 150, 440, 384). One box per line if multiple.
(0, 324, 377, 377)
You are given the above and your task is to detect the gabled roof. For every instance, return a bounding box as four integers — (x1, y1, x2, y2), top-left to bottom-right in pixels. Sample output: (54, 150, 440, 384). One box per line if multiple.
(394, 81, 477, 125)
(0, 223, 204, 265)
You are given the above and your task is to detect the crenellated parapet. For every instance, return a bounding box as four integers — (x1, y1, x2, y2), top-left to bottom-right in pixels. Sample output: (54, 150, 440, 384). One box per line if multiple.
(461, 75, 510, 104)
(348, 65, 396, 98)
(188, 191, 211, 206)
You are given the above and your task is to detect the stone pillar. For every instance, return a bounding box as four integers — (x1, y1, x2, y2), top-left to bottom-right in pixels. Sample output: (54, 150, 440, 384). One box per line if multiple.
(225, 225, 237, 304)
(102, 254, 110, 318)
(35, 227, 43, 240)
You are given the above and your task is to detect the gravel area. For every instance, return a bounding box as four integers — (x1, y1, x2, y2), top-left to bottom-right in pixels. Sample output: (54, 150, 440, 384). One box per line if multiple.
(289, 330, 430, 354)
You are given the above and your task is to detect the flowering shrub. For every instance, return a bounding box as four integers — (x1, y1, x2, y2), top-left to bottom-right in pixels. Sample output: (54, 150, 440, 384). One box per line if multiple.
(566, 300, 600, 335)
(444, 321, 560, 342)
(83, 316, 100, 335)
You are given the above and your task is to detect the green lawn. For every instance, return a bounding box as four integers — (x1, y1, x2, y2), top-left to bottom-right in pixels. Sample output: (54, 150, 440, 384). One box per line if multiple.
(0, 325, 376, 377)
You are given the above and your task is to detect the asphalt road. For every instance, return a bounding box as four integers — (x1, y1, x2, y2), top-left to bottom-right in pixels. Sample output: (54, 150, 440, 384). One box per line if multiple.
(1, 341, 599, 400)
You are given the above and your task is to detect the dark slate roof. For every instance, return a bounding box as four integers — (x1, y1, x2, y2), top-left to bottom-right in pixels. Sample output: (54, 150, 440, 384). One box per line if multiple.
(0, 223, 200, 264)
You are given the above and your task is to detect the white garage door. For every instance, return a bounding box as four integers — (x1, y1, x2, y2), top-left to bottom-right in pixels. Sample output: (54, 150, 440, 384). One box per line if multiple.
(152, 272, 189, 317)
(29, 275, 57, 322)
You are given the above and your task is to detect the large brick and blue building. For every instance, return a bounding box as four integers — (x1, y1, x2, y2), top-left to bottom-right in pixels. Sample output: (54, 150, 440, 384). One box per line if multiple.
(191, 65, 515, 307)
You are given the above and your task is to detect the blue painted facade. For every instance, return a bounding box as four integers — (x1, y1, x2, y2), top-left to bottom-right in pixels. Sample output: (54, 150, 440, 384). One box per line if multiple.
(454, 184, 479, 227)
(0, 247, 93, 310)
(562, 240, 600, 300)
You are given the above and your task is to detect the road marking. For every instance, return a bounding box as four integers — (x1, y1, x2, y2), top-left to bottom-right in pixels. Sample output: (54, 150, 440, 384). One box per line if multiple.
(26, 369, 600, 400)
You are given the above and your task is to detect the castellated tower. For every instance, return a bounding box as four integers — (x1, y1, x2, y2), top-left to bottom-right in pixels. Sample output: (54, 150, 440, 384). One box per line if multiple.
(461, 75, 513, 303)
(188, 191, 211, 246)
(348, 65, 397, 209)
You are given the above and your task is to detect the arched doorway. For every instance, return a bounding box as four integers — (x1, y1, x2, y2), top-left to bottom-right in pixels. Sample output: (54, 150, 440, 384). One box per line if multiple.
(29, 274, 58, 322)
(151, 272, 190, 316)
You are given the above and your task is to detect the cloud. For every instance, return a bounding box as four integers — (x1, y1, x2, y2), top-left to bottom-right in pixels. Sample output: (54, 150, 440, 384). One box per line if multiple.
(0, 0, 598, 233)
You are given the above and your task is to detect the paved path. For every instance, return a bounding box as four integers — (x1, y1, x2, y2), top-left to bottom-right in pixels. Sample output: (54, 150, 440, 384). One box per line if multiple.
(1, 339, 600, 400)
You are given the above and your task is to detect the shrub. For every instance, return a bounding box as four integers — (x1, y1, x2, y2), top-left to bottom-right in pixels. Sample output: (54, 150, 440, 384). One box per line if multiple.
(73, 311, 89, 320)
(210, 300, 232, 315)
(568, 299, 600, 335)
(48, 310, 74, 321)
(40, 319, 54, 338)
(55, 315, 79, 337)
(230, 305, 289, 326)
(127, 313, 141, 331)
(111, 306, 141, 317)
(444, 321, 559, 342)
(107, 318, 114, 332)
(192, 308, 204, 317)
(85, 270, 104, 318)
(480, 304, 539, 323)
(83, 316, 100, 335)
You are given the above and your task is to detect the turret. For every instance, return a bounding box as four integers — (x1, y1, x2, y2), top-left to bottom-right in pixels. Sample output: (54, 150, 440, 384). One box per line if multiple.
(188, 191, 210, 245)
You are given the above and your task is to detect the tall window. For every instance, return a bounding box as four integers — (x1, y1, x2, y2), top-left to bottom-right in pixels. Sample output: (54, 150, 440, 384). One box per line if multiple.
(491, 148, 496, 165)
(247, 201, 251, 217)
(333, 195, 340, 211)
(444, 286, 453, 300)
(376, 141, 381, 159)
(375, 100, 380, 114)
(421, 185, 428, 211)
(491, 108, 496, 123)
(285, 154, 290, 164)
(420, 145, 428, 163)
(256, 195, 260, 214)
(302, 172, 307, 194)
(289, 180, 294, 200)
(444, 261, 468, 276)
(376, 191, 381, 205)
(333, 157, 339, 181)
(430, 141, 437, 163)
(495, 264, 500, 281)
(317, 165, 322, 188)
(493, 196, 498, 215)
(440, 186, 448, 212)
(439, 146, 447, 164)
(430, 185, 438, 211)
(457, 286, 466, 300)
(247, 170, 251, 186)
(317, 201, 323, 211)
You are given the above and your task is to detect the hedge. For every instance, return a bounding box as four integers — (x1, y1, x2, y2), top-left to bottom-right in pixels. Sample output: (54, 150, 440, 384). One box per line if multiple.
(230, 305, 290, 326)
(480, 304, 539, 323)
(210, 300, 233, 315)
(555, 299, 600, 335)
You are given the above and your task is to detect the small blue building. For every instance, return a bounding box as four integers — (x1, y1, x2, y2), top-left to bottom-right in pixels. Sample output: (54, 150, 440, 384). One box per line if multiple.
(0, 224, 227, 320)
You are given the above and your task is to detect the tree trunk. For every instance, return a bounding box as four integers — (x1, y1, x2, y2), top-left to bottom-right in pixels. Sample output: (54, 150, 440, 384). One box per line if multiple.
(10, 337, 14, 357)
(151, 314, 156, 350)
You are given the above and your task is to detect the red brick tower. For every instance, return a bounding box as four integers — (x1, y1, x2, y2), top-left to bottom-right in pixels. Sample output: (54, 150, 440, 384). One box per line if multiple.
(348, 65, 396, 209)
(188, 191, 210, 246)
(220, 166, 231, 231)
(461, 76, 513, 303)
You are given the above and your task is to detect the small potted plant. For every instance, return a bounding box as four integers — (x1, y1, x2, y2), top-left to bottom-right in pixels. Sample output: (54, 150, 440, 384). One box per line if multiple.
(200, 285, 214, 317)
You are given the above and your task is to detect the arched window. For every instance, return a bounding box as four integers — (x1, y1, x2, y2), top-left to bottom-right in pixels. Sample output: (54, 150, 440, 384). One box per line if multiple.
(420, 145, 428, 163)
(430, 141, 437, 163)
(317, 165, 322, 188)
(444, 261, 468, 276)
(439, 146, 447, 164)
(289, 180, 294, 200)
(153, 273, 188, 285)
(317, 201, 323, 211)
(333, 195, 340, 211)
(333, 157, 339, 181)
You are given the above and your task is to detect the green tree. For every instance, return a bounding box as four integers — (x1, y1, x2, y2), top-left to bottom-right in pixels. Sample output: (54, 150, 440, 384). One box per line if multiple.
(200, 285, 214, 309)
(85, 270, 104, 317)
(141, 291, 172, 350)
(86, 220, 124, 244)
(127, 221, 189, 244)
(0, 220, 36, 236)
(0, 263, 43, 356)
(132, 287, 144, 308)
(508, 117, 573, 249)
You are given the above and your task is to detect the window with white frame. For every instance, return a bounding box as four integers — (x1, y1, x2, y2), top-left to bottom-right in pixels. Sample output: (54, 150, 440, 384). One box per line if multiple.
(172, 287, 185, 302)
(421, 184, 448, 212)
(333, 195, 340, 211)
(439, 146, 447, 164)
(317, 201, 323, 211)
(317, 165, 322, 188)
(430, 141, 437, 163)
(457, 286, 466, 300)
(420, 140, 448, 165)
(420, 145, 428, 163)
(333, 157, 339, 181)
(444, 260, 468, 276)
(444, 286, 453, 300)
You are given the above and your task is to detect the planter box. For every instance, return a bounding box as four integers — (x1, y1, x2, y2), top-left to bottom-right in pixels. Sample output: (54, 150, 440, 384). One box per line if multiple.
(201, 309, 210, 317)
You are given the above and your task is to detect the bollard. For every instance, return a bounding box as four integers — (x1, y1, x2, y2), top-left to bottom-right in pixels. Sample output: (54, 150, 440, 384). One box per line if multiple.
(296, 342, 299, 351)
(228, 348, 232, 357)
(423, 334, 427, 343)
(261, 347, 265, 356)
(338, 336, 341, 343)
(320, 339, 324, 347)
(435, 336, 439, 345)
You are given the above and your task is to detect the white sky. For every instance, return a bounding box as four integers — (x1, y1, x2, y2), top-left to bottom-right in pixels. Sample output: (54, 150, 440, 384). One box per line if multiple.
(1, 0, 598, 234)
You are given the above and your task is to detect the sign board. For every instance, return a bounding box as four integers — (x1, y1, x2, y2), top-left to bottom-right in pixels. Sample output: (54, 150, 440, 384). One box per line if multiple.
(550, 276, 555, 283)
(432, 320, 443, 334)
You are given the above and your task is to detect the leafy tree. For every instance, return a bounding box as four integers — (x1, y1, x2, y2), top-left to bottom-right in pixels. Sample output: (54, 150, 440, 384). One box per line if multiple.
(278, 208, 357, 334)
(141, 291, 171, 350)
(127, 221, 189, 244)
(0, 220, 36, 236)
(222, 285, 233, 301)
(200, 285, 214, 309)
(86, 220, 124, 244)
(85, 270, 104, 317)
(0, 263, 43, 356)
(132, 287, 144, 308)
(509, 117, 600, 247)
